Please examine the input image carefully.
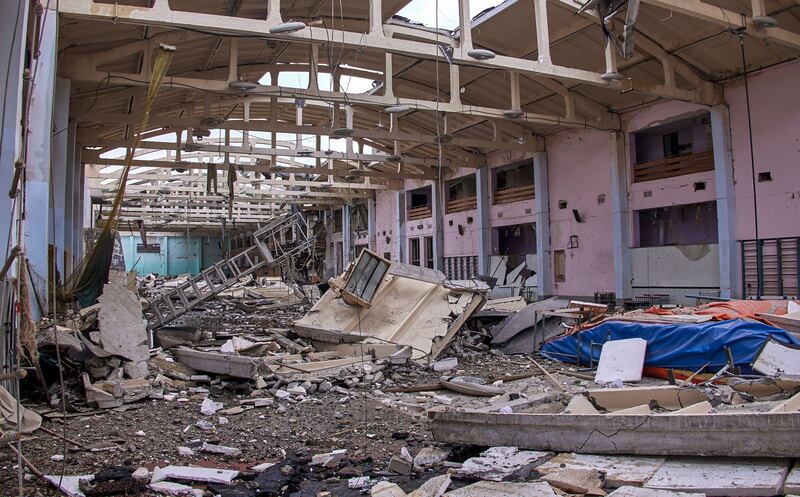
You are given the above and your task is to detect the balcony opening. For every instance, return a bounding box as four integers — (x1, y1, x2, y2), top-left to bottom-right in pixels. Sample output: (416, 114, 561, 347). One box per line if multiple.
(493, 160, 534, 205)
(446, 174, 477, 213)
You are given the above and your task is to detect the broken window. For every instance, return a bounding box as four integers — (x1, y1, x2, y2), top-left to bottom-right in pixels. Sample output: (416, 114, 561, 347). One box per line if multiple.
(493, 160, 534, 205)
(636, 201, 718, 247)
(410, 238, 421, 266)
(495, 223, 536, 257)
(446, 174, 477, 213)
(408, 186, 432, 220)
(136, 243, 160, 254)
(424, 236, 434, 269)
(554, 250, 566, 283)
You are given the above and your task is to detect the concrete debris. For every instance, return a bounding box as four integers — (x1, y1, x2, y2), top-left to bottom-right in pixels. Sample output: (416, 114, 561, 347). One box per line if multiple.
(444, 481, 559, 497)
(643, 458, 791, 496)
(753, 339, 800, 376)
(609, 487, 705, 497)
(151, 465, 239, 485)
(97, 271, 150, 375)
(407, 474, 451, 497)
(200, 442, 243, 457)
(372, 481, 409, 497)
(455, 446, 550, 481)
(200, 397, 223, 415)
(43, 475, 94, 497)
(542, 468, 607, 495)
(310, 448, 346, 467)
(413, 447, 449, 468)
(148, 481, 205, 496)
(433, 357, 458, 372)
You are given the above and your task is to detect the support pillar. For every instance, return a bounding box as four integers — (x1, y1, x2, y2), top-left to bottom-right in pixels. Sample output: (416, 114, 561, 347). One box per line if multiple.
(610, 131, 632, 302)
(25, 8, 58, 318)
(0, 0, 29, 270)
(367, 198, 377, 253)
(476, 166, 491, 275)
(395, 191, 406, 263)
(431, 181, 445, 272)
(52, 78, 70, 280)
(711, 105, 740, 299)
(342, 205, 352, 267)
(533, 152, 553, 297)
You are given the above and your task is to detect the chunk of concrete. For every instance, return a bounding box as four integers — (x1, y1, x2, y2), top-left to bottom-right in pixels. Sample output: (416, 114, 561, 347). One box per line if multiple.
(413, 447, 449, 467)
(564, 395, 600, 414)
(542, 468, 606, 495)
(587, 386, 707, 411)
(784, 462, 800, 494)
(148, 481, 204, 496)
(615, 404, 651, 415)
(537, 453, 665, 488)
(389, 456, 413, 475)
(408, 475, 451, 497)
(664, 401, 713, 415)
(444, 481, 559, 497)
(644, 458, 791, 496)
(372, 481, 408, 497)
(433, 357, 458, 372)
(200, 397, 223, 416)
(609, 487, 705, 497)
(97, 272, 150, 366)
(455, 446, 550, 482)
(595, 338, 646, 384)
(200, 442, 242, 457)
(310, 449, 346, 467)
(151, 465, 238, 485)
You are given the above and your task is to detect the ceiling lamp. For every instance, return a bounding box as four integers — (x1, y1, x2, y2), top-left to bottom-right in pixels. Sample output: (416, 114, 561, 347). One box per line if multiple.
(503, 109, 524, 118)
(753, 15, 778, 28)
(200, 116, 225, 126)
(229, 79, 258, 91)
(384, 105, 410, 114)
(297, 150, 314, 156)
(386, 154, 402, 163)
(270, 21, 306, 34)
(192, 128, 211, 138)
(183, 143, 202, 152)
(468, 49, 496, 60)
(601, 72, 624, 82)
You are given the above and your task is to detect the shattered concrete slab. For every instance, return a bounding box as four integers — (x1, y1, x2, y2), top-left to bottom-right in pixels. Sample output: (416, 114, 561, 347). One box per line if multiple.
(644, 458, 791, 496)
(530, 453, 666, 488)
(609, 486, 705, 497)
(444, 481, 560, 497)
(97, 271, 150, 372)
(454, 446, 550, 481)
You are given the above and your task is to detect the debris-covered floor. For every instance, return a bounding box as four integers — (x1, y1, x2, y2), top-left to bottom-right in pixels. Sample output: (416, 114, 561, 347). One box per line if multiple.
(4, 263, 800, 497)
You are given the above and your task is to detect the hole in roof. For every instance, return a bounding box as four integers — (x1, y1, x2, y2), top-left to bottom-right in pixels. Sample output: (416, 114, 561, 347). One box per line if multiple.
(394, 0, 500, 30)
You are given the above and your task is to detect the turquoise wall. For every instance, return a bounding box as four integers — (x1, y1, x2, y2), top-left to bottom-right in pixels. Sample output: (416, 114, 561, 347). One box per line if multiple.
(121, 235, 224, 276)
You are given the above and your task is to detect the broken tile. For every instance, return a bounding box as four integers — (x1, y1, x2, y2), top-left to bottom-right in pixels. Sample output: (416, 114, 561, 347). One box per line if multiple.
(151, 465, 239, 485)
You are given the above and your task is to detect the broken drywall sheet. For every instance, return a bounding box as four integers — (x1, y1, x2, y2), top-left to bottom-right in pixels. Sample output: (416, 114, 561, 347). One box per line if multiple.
(643, 458, 791, 497)
(97, 271, 149, 376)
(595, 338, 646, 384)
(752, 339, 800, 377)
(531, 453, 666, 488)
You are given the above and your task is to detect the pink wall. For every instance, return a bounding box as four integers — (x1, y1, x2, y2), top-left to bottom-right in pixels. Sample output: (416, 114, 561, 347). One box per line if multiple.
(375, 190, 397, 259)
(487, 150, 537, 228)
(546, 128, 616, 296)
(727, 59, 800, 240)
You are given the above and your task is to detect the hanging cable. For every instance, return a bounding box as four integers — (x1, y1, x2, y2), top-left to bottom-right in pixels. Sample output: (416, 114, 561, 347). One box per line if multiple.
(738, 18, 761, 298)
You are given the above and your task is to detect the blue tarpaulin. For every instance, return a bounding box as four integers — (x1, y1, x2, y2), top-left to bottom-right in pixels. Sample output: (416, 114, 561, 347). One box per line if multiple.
(540, 319, 800, 372)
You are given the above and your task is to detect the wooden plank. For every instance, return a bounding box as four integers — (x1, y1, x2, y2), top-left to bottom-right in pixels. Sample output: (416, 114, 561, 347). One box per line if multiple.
(633, 150, 714, 183)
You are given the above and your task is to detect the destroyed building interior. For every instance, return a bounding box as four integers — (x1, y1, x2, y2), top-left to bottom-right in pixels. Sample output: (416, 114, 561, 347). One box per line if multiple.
(3, 0, 800, 495)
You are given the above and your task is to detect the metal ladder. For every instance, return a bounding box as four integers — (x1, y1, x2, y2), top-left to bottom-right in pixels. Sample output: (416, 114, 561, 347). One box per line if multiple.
(146, 212, 315, 329)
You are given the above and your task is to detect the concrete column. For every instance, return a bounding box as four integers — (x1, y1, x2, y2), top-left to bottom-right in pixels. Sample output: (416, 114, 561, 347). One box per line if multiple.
(367, 198, 377, 253)
(64, 122, 79, 275)
(25, 8, 58, 318)
(711, 105, 740, 299)
(476, 166, 491, 275)
(533, 152, 553, 297)
(342, 206, 351, 266)
(395, 190, 406, 263)
(431, 181, 445, 271)
(52, 78, 70, 280)
(0, 0, 29, 267)
(610, 131, 632, 302)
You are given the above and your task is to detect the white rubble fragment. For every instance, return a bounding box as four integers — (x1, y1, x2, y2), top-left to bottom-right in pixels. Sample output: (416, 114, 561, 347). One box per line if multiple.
(135, 430, 146, 437)
(348, 476, 372, 489)
(413, 447, 449, 467)
(251, 462, 275, 472)
(456, 447, 550, 482)
(498, 406, 513, 414)
(433, 357, 458, 372)
(148, 481, 204, 497)
(310, 448, 347, 467)
(201, 442, 243, 457)
(200, 397, 223, 416)
(274, 389, 291, 400)
(178, 446, 195, 456)
(595, 338, 647, 384)
(195, 419, 215, 431)
(132, 467, 150, 480)
(51, 454, 65, 461)
(43, 475, 94, 497)
(151, 465, 239, 485)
